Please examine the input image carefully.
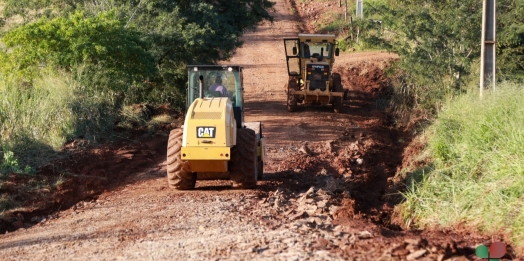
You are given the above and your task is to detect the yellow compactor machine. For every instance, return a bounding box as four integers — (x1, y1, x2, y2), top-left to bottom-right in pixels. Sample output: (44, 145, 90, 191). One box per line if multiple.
(283, 34, 349, 112)
(167, 65, 265, 189)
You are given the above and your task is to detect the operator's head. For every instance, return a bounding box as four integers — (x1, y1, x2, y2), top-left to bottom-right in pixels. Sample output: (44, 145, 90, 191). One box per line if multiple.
(214, 76, 222, 84)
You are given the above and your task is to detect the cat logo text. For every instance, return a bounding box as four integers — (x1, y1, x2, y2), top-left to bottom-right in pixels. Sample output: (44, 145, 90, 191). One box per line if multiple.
(196, 127, 216, 138)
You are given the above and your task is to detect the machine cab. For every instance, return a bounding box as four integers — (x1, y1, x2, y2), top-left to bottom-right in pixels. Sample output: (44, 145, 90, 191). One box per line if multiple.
(283, 34, 339, 79)
(187, 65, 245, 127)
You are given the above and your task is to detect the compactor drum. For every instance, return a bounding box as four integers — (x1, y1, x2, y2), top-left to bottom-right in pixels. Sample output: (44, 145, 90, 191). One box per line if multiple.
(167, 65, 265, 189)
(283, 34, 349, 112)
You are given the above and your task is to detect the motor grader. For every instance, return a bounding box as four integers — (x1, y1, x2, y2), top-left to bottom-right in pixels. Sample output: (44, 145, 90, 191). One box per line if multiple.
(166, 65, 265, 190)
(283, 34, 348, 112)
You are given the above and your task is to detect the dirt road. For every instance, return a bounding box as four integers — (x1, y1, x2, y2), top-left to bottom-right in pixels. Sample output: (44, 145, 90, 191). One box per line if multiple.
(0, 0, 515, 260)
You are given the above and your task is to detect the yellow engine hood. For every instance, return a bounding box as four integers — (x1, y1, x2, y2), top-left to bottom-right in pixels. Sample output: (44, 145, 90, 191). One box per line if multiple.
(182, 97, 236, 149)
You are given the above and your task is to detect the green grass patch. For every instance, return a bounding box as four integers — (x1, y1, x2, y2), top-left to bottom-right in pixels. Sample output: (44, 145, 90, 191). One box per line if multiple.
(398, 82, 524, 250)
(0, 69, 118, 169)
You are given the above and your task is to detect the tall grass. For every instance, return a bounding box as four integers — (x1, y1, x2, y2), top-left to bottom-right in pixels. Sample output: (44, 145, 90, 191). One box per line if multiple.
(1, 74, 72, 149)
(399, 82, 524, 250)
(0, 68, 117, 168)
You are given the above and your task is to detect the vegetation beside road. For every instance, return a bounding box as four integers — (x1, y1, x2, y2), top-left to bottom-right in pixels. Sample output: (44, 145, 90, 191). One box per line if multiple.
(0, 0, 274, 171)
(343, 0, 524, 251)
(328, 0, 523, 112)
(399, 83, 524, 251)
(307, 0, 524, 252)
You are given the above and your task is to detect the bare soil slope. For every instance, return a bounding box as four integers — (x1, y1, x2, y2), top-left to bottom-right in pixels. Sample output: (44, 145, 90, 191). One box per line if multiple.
(0, 0, 518, 260)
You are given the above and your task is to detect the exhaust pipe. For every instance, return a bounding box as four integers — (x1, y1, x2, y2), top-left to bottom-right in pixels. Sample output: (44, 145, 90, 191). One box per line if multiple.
(199, 75, 204, 99)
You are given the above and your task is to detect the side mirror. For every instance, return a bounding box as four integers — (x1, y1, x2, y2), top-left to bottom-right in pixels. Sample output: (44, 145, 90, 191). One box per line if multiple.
(292, 47, 297, 55)
(335, 48, 340, 56)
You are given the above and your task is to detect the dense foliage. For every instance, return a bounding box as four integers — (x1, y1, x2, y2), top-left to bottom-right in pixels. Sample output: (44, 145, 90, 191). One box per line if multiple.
(349, 0, 524, 251)
(1, 0, 275, 89)
(0, 0, 274, 166)
(355, 0, 524, 111)
(0, 0, 275, 94)
(2, 11, 156, 91)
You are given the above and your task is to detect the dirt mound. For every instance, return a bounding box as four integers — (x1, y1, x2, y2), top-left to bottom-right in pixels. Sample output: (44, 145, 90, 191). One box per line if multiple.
(338, 61, 394, 94)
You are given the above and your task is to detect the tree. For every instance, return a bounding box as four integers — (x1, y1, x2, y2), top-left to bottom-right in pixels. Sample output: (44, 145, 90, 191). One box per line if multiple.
(496, 0, 524, 80)
(362, 1, 481, 87)
(356, 0, 524, 110)
(110, 0, 275, 86)
(1, 10, 156, 91)
(1, 0, 275, 101)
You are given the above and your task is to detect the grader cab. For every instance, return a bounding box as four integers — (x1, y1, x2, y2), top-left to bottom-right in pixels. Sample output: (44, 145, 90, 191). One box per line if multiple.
(283, 34, 348, 112)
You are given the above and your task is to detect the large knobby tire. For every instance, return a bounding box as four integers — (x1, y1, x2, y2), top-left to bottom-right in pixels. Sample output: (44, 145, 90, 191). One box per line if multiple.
(332, 73, 343, 113)
(229, 128, 258, 189)
(166, 128, 196, 190)
(287, 79, 298, 112)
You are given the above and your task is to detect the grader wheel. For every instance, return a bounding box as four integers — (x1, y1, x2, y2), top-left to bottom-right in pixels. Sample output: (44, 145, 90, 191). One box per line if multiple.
(230, 128, 258, 188)
(166, 128, 196, 189)
(286, 79, 298, 112)
(332, 73, 343, 113)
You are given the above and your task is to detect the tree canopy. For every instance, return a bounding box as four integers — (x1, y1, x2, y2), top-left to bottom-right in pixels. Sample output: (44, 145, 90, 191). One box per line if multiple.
(349, 0, 523, 112)
(0, 0, 275, 90)
(2, 11, 155, 85)
(360, 0, 523, 89)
